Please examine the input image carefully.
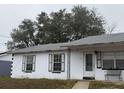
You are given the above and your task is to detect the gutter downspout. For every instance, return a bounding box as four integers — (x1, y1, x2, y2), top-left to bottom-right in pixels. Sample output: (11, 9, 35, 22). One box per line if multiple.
(67, 48, 71, 80)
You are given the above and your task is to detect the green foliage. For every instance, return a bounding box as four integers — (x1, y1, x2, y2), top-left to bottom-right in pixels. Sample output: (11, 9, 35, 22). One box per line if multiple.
(8, 5, 106, 49)
(10, 19, 39, 48)
(71, 6, 105, 40)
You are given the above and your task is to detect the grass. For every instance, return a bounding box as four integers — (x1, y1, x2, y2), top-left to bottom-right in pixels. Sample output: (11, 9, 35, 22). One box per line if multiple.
(0, 77, 76, 89)
(89, 81, 124, 89)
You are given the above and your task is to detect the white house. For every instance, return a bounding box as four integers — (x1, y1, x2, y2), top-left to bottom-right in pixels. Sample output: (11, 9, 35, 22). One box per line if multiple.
(6, 33, 124, 81)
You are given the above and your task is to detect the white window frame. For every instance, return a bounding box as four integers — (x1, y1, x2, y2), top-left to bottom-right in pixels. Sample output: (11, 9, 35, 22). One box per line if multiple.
(49, 53, 65, 73)
(22, 55, 36, 73)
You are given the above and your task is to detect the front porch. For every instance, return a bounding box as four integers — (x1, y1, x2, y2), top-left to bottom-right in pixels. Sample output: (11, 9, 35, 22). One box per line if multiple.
(69, 43, 124, 81)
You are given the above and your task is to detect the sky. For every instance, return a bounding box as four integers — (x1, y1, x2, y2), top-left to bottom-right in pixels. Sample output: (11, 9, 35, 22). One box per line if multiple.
(0, 4, 124, 51)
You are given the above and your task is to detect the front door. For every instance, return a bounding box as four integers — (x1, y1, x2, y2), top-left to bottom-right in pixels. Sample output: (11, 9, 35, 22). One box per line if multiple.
(83, 53, 95, 77)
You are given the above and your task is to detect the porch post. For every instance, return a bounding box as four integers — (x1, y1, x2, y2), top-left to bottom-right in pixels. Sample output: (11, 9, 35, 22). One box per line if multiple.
(67, 48, 71, 80)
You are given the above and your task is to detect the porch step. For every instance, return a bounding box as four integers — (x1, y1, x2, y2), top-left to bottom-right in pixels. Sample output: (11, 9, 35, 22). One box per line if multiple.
(83, 77, 95, 80)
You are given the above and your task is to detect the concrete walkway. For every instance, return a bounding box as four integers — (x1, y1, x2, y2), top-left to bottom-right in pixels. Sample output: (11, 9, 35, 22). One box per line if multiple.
(72, 81, 89, 89)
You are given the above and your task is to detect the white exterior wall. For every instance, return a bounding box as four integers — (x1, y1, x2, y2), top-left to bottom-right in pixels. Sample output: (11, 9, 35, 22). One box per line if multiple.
(95, 66, 106, 80)
(95, 66, 124, 81)
(11, 48, 124, 81)
(70, 50, 83, 80)
(121, 71, 124, 81)
(0, 54, 12, 61)
(11, 51, 68, 79)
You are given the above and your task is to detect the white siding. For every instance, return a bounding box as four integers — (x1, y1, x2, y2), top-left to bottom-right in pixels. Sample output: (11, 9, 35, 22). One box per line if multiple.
(95, 67, 106, 80)
(11, 49, 124, 81)
(11, 51, 68, 79)
(70, 50, 83, 80)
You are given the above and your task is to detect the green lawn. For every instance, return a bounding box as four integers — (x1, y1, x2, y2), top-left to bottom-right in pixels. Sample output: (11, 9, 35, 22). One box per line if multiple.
(89, 81, 124, 89)
(0, 77, 76, 89)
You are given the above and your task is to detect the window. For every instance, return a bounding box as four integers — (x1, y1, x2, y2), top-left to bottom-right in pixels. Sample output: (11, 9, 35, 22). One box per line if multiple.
(102, 52, 124, 70)
(86, 54, 93, 71)
(22, 55, 36, 73)
(116, 59, 124, 69)
(102, 60, 114, 70)
(116, 52, 124, 69)
(49, 53, 65, 73)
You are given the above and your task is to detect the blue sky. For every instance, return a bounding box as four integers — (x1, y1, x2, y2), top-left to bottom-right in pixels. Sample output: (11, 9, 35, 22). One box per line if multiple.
(0, 4, 124, 51)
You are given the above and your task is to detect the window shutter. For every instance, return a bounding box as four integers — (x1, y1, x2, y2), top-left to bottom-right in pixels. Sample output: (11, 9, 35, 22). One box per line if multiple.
(61, 54, 65, 72)
(32, 56, 36, 72)
(97, 52, 102, 68)
(48, 54, 52, 72)
(22, 56, 26, 72)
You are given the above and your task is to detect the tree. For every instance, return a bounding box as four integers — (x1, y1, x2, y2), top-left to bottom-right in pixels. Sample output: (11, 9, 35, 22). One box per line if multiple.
(36, 9, 72, 44)
(10, 19, 39, 48)
(9, 5, 106, 49)
(6, 41, 15, 51)
(70, 6, 105, 40)
(36, 6, 106, 43)
(107, 23, 117, 34)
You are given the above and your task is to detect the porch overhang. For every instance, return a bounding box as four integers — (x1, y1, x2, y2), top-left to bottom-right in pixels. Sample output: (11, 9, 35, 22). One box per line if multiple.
(62, 41, 124, 52)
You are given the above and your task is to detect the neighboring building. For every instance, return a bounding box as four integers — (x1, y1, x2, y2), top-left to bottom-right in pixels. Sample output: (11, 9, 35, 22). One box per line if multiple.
(0, 52, 12, 76)
(0, 52, 12, 61)
(4, 33, 124, 81)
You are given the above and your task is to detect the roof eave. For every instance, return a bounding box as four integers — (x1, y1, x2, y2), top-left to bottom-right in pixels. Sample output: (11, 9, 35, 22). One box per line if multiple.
(12, 49, 68, 54)
(61, 41, 124, 48)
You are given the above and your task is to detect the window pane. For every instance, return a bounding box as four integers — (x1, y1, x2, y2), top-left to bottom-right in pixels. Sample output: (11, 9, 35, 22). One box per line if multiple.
(102, 60, 114, 70)
(116, 59, 124, 69)
(26, 64, 33, 71)
(54, 54, 58, 62)
(116, 52, 124, 59)
(27, 56, 33, 63)
(53, 63, 61, 71)
(102, 53, 114, 59)
(25, 55, 34, 72)
(86, 54, 93, 71)
(58, 54, 62, 62)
